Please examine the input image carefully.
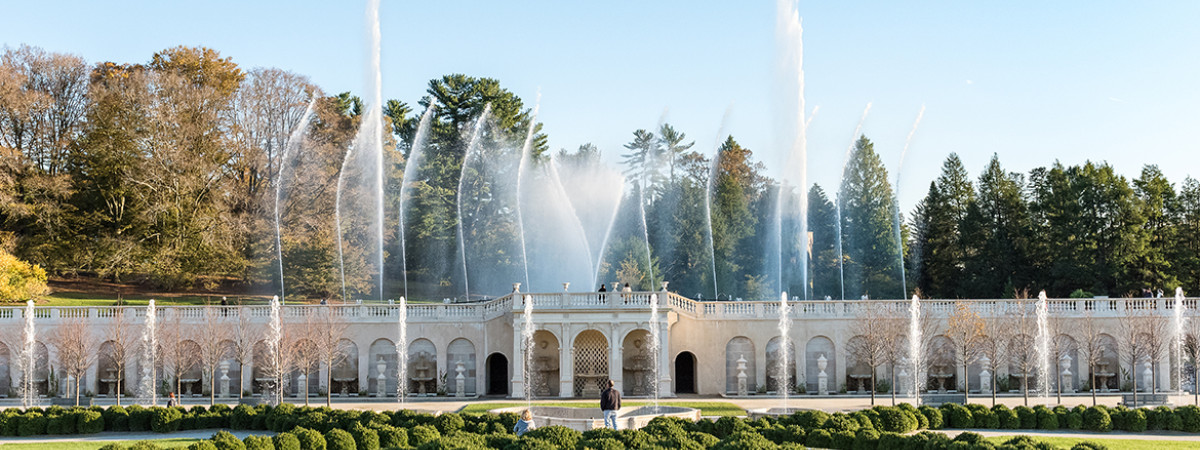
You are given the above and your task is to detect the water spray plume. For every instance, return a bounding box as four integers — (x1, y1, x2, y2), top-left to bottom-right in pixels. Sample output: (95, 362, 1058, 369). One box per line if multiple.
(835, 102, 872, 300)
(892, 105, 925, 298)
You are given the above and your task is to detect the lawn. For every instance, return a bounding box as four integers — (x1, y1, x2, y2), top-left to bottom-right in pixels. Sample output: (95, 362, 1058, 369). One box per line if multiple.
(986, 435, 1199, 450)
(1, 438, 198, 449)
(458, 401, 746, 417)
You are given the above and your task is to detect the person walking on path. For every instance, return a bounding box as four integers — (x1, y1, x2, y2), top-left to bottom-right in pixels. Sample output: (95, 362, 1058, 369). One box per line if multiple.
(167, 392, 176, 407)
(600, 379, 621, 430)
(513, 409, 535, 436)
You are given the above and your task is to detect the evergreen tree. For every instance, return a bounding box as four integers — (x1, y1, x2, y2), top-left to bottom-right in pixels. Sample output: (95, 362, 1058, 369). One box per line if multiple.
(807, 184, 838, 299)
(961, 155, 1032, 298)
(912, 153, 973, 298)
(839, 136, 900, 298)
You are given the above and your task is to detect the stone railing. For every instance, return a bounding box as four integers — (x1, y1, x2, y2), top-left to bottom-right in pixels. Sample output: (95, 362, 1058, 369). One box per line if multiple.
(2, 292, 1194, 324)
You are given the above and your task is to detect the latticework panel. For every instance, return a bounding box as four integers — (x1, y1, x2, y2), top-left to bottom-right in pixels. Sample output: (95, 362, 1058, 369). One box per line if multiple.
(573, 330, 609, 397)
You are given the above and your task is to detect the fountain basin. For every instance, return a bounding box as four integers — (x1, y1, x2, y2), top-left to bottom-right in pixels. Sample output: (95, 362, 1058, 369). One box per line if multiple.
(489, 405, 699, 431)
(748, 407, 811, 419)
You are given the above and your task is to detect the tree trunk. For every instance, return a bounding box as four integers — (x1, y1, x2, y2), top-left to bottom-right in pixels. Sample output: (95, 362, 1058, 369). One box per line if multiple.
(991, 365, 997, 407)
(1152, 363, 1158, 394)
(963, 361, 970, 405)
(209, 367, 216, 406)
(326, 358, 333, 408)
(870, 368, 876, 406)
(1132, 362, 1139, 408)
(890, 364, 896, 406)
(74, 377, 80, 407)
(1055, 359, 1061, 405)
(1091, 371, 1097, 406)
(1022, 375, 1028, 406)
(116, 369, 123, 406)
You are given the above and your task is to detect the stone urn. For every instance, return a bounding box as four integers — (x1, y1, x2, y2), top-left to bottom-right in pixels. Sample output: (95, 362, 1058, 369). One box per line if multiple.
(376, 357, 388, 398)
(736, 355, 748, 396)
(817, 354, 829, 395)
(219, 360, 231, 398)
(455, 361, 467, 398)
(1060, 354, 1074, 393)
(979, 355, 992, 395)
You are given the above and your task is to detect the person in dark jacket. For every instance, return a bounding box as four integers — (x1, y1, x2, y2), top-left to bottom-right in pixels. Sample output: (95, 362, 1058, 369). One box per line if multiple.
(600, 379, 620, 429)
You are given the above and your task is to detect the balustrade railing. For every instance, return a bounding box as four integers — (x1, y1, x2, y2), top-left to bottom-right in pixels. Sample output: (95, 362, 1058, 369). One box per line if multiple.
(2, 292, 1196, 323)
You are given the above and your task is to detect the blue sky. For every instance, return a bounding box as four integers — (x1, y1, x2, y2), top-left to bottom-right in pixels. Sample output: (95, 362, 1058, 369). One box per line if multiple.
(3, 1, 1197, 210)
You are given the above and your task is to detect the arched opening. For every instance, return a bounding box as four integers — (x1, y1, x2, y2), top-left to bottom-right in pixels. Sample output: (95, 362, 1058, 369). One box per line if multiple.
(408, 339, 437, 396)
(622, 329, 654, 396)
(447, 338, 477, 396)
(725, 337, 756, 394)
(529, 330, 560, 397)
(331, 339, 359, 396)
(96, 341, 122, 398)
(1095, 333, 1119, 391)
(573, 330, 609, 398)
(766, 336, 796, 394)
(674, 352, 696, 394)
(485, 353, 509, 396)
(929, 335, 956, 393)
(805, 336, 836, 394)
(368, 338, 397, 397)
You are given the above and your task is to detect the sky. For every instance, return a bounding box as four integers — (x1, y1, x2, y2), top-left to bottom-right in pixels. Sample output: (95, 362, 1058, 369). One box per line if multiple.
(2, 1, 1197, 210)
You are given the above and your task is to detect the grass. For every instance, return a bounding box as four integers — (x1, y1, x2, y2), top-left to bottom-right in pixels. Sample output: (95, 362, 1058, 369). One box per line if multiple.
(457, 401, 746, 417)
(986, 435, 1198, 450)
(1, 438, 199, 449)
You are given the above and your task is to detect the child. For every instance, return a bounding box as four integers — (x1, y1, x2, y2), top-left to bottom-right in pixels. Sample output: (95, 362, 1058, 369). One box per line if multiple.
(513, 409, 535, 436)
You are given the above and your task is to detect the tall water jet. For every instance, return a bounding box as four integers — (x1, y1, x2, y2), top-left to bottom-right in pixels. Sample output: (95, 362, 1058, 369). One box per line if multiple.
(777, 292, 791, 410)
(397, 105, 437, 300)
(522, 295, 534, 404)
(891, 106, 925, 298)
(139, 299, 157, 406)
(456, 105, 492, 300)
(1174, 287, 1186, 392)
(334, 146, 353, 302)
(907, 295, 924, 404)
(274, 97, 317, 304)
(637, 182, 656, 288)
(268, 295, 283, 404)
(834, 103, 871, 299)
(20, 300, 35, 408)
(1035, 291, 1051, 400)
(775, 0, 808, 299)
(704, 105, 734, 299)
(396, 296, 407, 402)
(515, 96, 540, 290)
(649, 293, 662, 410)
(366, 0, 385, 301)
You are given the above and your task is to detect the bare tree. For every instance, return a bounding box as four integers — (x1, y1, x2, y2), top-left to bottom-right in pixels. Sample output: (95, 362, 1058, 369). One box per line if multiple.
(1049, 312, 1078, 405)
(1118, 308, 1154, 407)
(49, 318, 97, 406)
(979, 313, 1013, 406)
(102, 308, 138, 405)
(944, 301, 985, 404)
(1078, 312, 1108, 406)
(310, 305, 349, 407)
(1141, 309, 1169, 395)
(292, 316, 321, 406)
(848, 302, 892, 405)
(158, 309, 197, 399)
(1186, 304, 1200, 406)
(194, 304, 232, 405)
(229, 305, 260, 399)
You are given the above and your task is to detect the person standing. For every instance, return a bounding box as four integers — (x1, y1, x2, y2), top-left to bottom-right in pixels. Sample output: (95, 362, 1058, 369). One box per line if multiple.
(600, 379, 621, 430)
(598, 284, 607, 303)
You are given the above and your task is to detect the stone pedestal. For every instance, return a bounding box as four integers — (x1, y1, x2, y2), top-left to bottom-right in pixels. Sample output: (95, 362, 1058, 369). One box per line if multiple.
(817, 354, 829, 395)
(1060, 354, 1074, 393)
(736, 355, 748, 396)
(899, 367, 910, 397)
(980, 369, 992, 395)
(455, 361, 466, 398)
(297, 373, 307, 397)
(219, 361, 231, 398)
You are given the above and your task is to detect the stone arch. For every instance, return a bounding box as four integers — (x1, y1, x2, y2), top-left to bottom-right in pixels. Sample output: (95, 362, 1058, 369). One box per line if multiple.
(215, 340, 240, 398)
(1007, 333, 1036, 394)
(290, 338, 319, 397)
(1053, 334, 1079, 392)
(844, 335, 873, 394)
(251, 340, 272, 394)
(1094, 333, 1119, 391)
(766, 336, 796, 393)
(725, 336, 756, 394)
(572, 329, 608, 397)
(529, 330, 559, 397)
(96, 340, 124, 397)
(330, 339, 359, 396)
(447, 338, 477, 396)
(928, 335, 956, 392)
(485, 352, 509, 396)
(622, 329, 655, 396)
(367, 338, 397, 397)
(407, 338, 437, 396)
(174, 340, 204, 396)
(968, 335, 991, 392)
(805, 336, 836, 393)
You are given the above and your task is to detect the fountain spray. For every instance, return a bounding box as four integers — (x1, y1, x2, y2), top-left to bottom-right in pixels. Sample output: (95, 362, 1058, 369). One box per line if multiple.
(397, 105, 437, 300)
(334, 146, 353, 302)
(522, 295, 535, 405)
(778, 292, 791, 411)
(366, 0, 385, 302)
(704, 105, 734, 299)
(907, 294, 923, 404)
(456, 105, 492, 301)
(1035, 291, 1050, 400)
(891, 105, 925, 298)
(835, 103, 871, 299)
(1174, 287, 1186, 392)
(397, 296, 408, 402)
(21, 300, 35, 408)
(139, 299, 157, 406)
(775, 0, 808, 299)
(649, 293, 662, 411)
(268, 295, 283, 404)
(515, 94, 540, 290)
(274, 96, 317, 304)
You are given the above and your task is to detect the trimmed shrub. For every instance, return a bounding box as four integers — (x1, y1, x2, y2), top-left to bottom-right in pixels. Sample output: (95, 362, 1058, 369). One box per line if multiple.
(691, 431, 721, 447)
(1065, 411, 1083, 430)
(376, 425, 407, 448)
(853, 428, 880, 450)
(231, 405, 256, 430)
(876, 407, 917, 433)
(349, 422, 380, 450)
(919, 405, 943, 430)
(1014, 406, 1036, 429)
(940, 404, 974, 429)
(1033, 406, 1058, 430)
(416, 431, 487, 450)
(186, 442, 218, 450)
(991, 405, 1018, 429)
(1108, 406, 1129, 431)
(78, 410, 105, 434)
(1082, 406, 1111, 432)
(47, 412, 77, 435)
(98, 444, 127, 450)
(17, 412, 47, 436)
(830, 429, 855, 450)
(967, 404, 998, 429)
(953, 431, 985, 444)
(524, 425, 582, 448)
(106, 406, 130, 432)
(577, 437, 624, 450)
(323, 429, 355, 450)
(211, 430, 247, 450)
(151, 407, 183, 433)
(1070, 442, 1108, 450)
(823, 413, 860, 433)
(1126, 408, 1147, 432)
(713, 430, 780, 450)
(1177, 405, 1200, 432)
(273, 432, 302, 450)
(792, 410, 831, 429)
(408, 424, 440, 447)
(243, 435, 275, 450)
(433, 412, 465, 435)
(129, 442, 165, 450)
(127, 405, 152, 432)
(806, 429, 831, 449)
(293, 427, 327, 450)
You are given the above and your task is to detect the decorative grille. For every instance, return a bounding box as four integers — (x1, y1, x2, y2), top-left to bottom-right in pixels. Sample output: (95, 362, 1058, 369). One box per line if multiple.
(573, 330, 609, 397)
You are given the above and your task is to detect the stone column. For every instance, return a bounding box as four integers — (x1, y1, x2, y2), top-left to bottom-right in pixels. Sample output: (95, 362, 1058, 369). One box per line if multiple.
(560, 325, 574, 398)
(610, 327, 623, 394)
(657, 320, 672, 398)
(510, 319, 525, 398)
